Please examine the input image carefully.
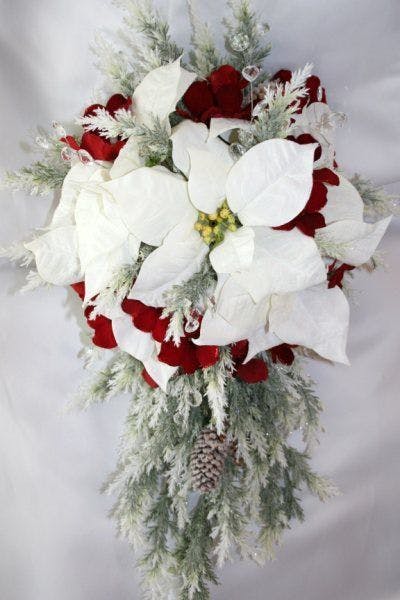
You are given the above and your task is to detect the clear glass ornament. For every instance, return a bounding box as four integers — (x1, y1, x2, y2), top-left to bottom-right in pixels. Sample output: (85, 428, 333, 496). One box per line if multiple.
(238, 129, 255, 147)
(229, 143, 246, 159)
(52, 121, 66, 138)
(60, 145, 76, 162)
(317, 85, 324, 102)
(185, 315, 200, 334)
(242, 65, 261, 83)
(230, 33, 250, 52)
(78, 149, 94, 165)
(35, 135, 50, 150)
(189, 390, 203, 407)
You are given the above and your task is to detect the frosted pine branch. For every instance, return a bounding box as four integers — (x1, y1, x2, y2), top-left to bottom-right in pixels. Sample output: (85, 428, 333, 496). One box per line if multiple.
(241, 63, 314, 147)
(351, 173, 399, 220)
(78, 107, 137, 140)
(0, 242, 34, 267)
(187, 0, 223, 77)
(224, 0, 271, 71)
(91, 33, 136, 95)
(113, 0, 183, 74)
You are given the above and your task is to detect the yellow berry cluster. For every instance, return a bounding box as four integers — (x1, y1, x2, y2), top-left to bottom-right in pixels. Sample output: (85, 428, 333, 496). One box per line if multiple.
(194, 201, 239, 246)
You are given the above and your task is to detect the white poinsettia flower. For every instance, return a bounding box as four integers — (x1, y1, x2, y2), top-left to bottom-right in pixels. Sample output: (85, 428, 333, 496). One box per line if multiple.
(25, 161, 102, 286)
(74, 168, 140, 303)
(291, 102, 337, 168)
(317, 175, 392, 266)
(125, 119, 323, 310)
(110, 58, 197, 179)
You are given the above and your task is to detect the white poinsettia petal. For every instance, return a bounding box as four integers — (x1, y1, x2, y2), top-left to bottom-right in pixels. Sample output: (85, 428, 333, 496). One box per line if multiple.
(195, 276, 269, 347)
(244, 328, 282, 363)
(171, 120, 234, 178)
(171, 120, 209, 176)
(84, 237, 140, 302)
(110, 135, 144, 179)
(51, 162, 102, 228)
(132, 58, 197, 128)
(188, 148, 232, 214)
(209, 227, 255, 273)
(269, 285, 350, 364)
(130, 227, 208, 308)
(112, 314, 155, 361)
(101, 166, 193, 246)
(25, 226, 81, 285)
(142, 356, 178, 392)
(316, 217, 391, 266)
(75, 178, 136, 271)
(208, 118, 252, 140)
(321, 175, 364, 224)
(232, 227, 326, 302)
(226, 139, 316, 227)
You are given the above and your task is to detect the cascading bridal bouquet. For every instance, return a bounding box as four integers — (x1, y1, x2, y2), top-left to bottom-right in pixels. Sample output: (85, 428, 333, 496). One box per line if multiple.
(1, 1, 397, 598)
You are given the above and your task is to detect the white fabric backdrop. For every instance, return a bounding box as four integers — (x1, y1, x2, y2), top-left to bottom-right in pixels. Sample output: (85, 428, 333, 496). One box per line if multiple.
(0, 1, 399, 599)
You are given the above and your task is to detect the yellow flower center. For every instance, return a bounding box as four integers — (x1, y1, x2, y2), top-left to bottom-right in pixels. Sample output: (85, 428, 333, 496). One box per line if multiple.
(195, 201, 240, 246)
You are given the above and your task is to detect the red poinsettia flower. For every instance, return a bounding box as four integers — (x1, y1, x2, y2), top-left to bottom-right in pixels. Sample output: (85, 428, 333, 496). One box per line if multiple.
(327, 261, 355, 289)
(230, 340, 269, 384)
(71, 282, 117, 349)
(180, 65, 251, 125)
(272, 69, 327, 111)
(62, 93, 132, 161)
(121, 300, 219, 378)
(274, 167, 340, 237)
(269, 344, 296, 366)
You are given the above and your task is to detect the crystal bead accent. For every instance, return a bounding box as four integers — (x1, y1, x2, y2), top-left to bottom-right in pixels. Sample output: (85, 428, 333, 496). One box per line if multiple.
(52, 121, 66, 138)
(60, 146, 76, 162)
(242, 65, 261, 83)
(231, 33, 250, 52)
(78, 149, 94, 165)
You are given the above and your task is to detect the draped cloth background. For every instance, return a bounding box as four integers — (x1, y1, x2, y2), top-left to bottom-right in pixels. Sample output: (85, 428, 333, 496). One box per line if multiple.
(0, 1, 399, 598)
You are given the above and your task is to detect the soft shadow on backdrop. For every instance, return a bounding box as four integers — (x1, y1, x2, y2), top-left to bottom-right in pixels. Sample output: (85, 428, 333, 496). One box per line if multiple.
(0, 1, 399, 599)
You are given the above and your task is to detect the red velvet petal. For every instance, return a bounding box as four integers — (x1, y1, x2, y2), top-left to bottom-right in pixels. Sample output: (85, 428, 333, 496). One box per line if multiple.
(105, 94, 132, 115)
(214, 85, 244, 116)
(133, 306, 162, 333)
(142, 368, 159, 389)
(236, 359, 269, 384)
(313, 168, 340, 186)
(270, 344, 295, 366)
(91, 319, 117, 349)
(180, 340, 200, 374)
(80, 132, 125, 161)
(306, 180, 328, 213)
(183, 81, 214, 119)
(328, 262, 355, 289)
(209, 65, 244, 92)
(158, 339, 184, 367)
(83, 103, 104, 118)
(296, 212, 326, 237)
(273, 219, 297, 232)
(272, 69, 292, 83)
(121, 298, 146, 318)
(71, 282, 85, 300)
(152, 316, 170, 343)
(196, 345, 220, 369)
(230, 340, 249, 362)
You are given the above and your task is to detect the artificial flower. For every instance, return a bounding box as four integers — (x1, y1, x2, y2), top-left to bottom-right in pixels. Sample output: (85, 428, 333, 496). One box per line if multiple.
(180, 64, 251, 124)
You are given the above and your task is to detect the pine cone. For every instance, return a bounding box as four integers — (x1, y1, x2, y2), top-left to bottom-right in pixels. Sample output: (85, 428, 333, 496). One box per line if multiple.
(191, 428, 228, 493)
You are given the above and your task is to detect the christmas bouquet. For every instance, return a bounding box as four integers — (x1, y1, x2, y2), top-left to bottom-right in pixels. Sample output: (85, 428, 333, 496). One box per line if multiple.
(1, 1, 397, 598)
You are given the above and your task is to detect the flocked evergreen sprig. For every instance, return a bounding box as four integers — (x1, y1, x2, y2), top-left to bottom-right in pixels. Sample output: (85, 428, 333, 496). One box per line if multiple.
(81, 349, 335, 599)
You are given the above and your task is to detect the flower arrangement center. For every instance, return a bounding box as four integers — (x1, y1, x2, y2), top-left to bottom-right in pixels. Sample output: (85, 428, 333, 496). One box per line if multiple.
(194, 200, 239, 245)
